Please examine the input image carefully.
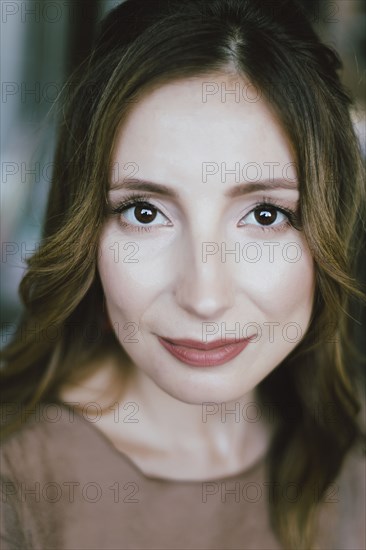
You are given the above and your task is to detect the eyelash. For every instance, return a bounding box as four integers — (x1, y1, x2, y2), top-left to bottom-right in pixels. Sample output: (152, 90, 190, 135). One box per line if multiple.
(108, 193, 165, 233)
(108, 193, 301, 234)
(243, 197, 302, 233)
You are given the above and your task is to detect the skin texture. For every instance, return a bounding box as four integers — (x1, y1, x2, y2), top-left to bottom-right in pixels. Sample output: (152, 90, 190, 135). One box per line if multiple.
(61, 73, 316, 480)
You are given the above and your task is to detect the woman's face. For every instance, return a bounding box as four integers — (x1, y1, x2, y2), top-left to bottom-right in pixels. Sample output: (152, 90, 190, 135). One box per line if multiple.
(97, 73, 315, 404)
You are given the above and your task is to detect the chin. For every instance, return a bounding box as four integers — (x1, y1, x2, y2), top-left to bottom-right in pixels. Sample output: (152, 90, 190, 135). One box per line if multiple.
(151, 371, 256, 405)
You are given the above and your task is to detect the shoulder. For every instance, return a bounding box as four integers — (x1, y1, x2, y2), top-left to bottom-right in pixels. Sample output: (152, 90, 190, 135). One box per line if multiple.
(314, 441, 366, 550)
(0, 402, 142, 548)
(1, 401, 141, 484)
(0, 403, 81, 548)
(1, 403, 82, 469)
(1, 402, 96, 482)
(336, 441, 365, 505)
(336, 442, 365, 523)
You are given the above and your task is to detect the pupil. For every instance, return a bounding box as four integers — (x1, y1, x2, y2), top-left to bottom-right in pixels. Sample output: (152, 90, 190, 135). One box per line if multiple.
(135, 203, 157, 224)
(254, 206, 277, 226)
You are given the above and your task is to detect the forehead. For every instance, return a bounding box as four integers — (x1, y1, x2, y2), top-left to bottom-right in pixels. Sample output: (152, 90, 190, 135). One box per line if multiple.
(111, 73, 297, 185)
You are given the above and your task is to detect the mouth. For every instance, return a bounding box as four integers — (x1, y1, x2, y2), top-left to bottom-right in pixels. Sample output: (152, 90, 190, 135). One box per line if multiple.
(157, 335, 254, 367)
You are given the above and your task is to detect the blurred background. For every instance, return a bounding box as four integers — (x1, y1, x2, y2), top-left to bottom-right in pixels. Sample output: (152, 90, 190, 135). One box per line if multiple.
(1, 0, 365, 347)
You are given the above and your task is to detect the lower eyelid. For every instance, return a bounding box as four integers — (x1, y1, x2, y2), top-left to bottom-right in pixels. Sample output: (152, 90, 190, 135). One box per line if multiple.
(258, 220, 291, 233)
(119, 220, 154, 233)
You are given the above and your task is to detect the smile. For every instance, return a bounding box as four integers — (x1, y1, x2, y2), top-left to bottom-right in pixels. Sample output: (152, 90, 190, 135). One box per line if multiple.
(157, 336, 253, 367)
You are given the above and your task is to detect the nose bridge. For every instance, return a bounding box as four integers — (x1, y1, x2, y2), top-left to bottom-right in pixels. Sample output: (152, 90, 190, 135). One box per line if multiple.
(174, 218, 234, 319)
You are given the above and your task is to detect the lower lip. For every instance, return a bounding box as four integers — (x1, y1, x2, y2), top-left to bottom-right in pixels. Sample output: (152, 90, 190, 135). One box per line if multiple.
(157, 337, 252, 367)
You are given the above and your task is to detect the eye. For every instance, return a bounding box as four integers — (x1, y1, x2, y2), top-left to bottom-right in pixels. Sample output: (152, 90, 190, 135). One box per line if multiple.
(112, 198, 172, 230)
(238, 203, 292, 231)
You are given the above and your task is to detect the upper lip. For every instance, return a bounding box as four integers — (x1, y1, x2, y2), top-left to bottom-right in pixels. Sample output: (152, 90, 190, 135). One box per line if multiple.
(159, 336, 251, 351)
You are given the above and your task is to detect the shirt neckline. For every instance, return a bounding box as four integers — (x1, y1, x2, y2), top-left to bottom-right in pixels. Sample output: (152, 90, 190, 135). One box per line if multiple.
(57, 401, 267, 484)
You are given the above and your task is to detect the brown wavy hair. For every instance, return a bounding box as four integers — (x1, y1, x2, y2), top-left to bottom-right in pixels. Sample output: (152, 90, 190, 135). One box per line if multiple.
(1, 0, 365, 548)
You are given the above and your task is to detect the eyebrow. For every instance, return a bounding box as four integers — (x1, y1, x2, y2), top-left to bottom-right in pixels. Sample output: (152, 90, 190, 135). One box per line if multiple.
(109, 177, 299, 198)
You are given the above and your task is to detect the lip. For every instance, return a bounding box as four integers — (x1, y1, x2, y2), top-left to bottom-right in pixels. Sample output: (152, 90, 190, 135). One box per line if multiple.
(157, 336, 253, 367)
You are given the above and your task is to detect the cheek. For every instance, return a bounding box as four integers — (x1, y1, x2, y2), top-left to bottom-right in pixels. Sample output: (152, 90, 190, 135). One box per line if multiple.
(235, 237, 315, 320)
(97, 229, 171, 317)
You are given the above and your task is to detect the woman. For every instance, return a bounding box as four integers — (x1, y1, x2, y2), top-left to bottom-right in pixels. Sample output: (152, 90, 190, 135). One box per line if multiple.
(1, 0, 365, 548)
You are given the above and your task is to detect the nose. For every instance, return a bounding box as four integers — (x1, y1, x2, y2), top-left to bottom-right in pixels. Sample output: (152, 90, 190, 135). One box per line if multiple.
(174, 236, 235, 320)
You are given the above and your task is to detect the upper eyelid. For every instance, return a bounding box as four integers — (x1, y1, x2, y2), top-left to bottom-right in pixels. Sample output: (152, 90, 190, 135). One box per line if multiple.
(239, 204, 290, 226)
(110, 194, 296, 209)
(109, 195, 172, 225)
(108, 188, 299, 203)
(117, 197, 170, 217)
(111, 197, 294, 214)
(109, 194, 166, 211)
(239, 200, 297, 221)
(123, 199, 169, 217)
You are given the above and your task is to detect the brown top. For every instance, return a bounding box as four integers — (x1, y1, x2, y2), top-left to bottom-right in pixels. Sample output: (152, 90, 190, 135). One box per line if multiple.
(1, 403, 365, 550)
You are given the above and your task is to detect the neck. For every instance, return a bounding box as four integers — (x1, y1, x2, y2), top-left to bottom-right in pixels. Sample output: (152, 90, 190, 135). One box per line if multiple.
(119, 366, 272, 478)
(58, 358, 273, 481)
